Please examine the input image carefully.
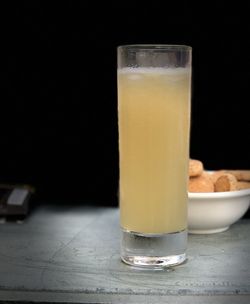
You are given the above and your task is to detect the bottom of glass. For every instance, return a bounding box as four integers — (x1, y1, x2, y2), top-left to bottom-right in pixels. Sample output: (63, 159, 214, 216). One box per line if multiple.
(121, 228, 187, 269)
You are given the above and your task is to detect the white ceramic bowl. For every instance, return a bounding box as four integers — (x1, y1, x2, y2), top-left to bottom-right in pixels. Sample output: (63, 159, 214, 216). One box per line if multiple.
(188, 189, 250, 234)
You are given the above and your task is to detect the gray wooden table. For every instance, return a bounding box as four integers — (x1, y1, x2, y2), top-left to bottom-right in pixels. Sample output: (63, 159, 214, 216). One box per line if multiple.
(0, 205, 250, 303)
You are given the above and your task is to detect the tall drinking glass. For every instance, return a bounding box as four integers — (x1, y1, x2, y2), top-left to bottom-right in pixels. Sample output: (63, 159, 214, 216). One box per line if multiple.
(117, 45, 192, 268)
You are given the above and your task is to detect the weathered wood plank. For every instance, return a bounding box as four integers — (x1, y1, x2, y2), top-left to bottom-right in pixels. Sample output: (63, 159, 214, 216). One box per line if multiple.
(0, 206, 249, 303)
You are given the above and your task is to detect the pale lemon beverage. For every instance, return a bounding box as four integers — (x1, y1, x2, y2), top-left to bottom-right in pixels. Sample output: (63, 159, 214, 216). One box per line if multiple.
(118, 67, 191, 234)
(118, 45, 192, 268)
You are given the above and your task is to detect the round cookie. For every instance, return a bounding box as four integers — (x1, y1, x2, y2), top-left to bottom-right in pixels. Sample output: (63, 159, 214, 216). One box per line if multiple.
(225, 170, 250, 181)
(189, 159, 204, 177)
(188, 172, 214, 193)
(210, 170, 226, 184)
(214, 173, 238, 192)
(237, 181, 250, 190)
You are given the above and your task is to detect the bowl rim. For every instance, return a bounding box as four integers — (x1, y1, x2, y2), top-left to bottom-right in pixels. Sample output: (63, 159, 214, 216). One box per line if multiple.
(188, 188, 250, 199)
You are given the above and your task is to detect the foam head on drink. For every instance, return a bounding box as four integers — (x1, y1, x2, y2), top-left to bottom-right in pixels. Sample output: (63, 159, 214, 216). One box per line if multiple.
(118, 67, 191, 234)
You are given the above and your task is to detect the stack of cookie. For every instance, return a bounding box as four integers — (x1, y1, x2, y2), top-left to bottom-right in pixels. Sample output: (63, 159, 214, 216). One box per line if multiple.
(188, 159, 250, 192)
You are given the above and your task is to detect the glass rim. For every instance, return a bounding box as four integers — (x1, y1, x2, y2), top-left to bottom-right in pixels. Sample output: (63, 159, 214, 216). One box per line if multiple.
(117, 44, 192, 51)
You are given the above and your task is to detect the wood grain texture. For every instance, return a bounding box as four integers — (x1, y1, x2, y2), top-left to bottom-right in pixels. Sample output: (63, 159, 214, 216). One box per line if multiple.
(0, 206, 250, 303)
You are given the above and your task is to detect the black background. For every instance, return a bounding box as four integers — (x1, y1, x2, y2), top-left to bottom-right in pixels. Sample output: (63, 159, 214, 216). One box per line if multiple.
(1, 2, 250, 213)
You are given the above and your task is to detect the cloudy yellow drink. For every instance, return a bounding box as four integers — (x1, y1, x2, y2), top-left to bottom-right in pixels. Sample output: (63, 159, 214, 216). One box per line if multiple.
(118, 67, 191, 234)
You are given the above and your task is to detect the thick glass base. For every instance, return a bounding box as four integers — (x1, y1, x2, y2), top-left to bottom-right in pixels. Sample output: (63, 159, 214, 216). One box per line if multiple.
(121, 228, 187, 269)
